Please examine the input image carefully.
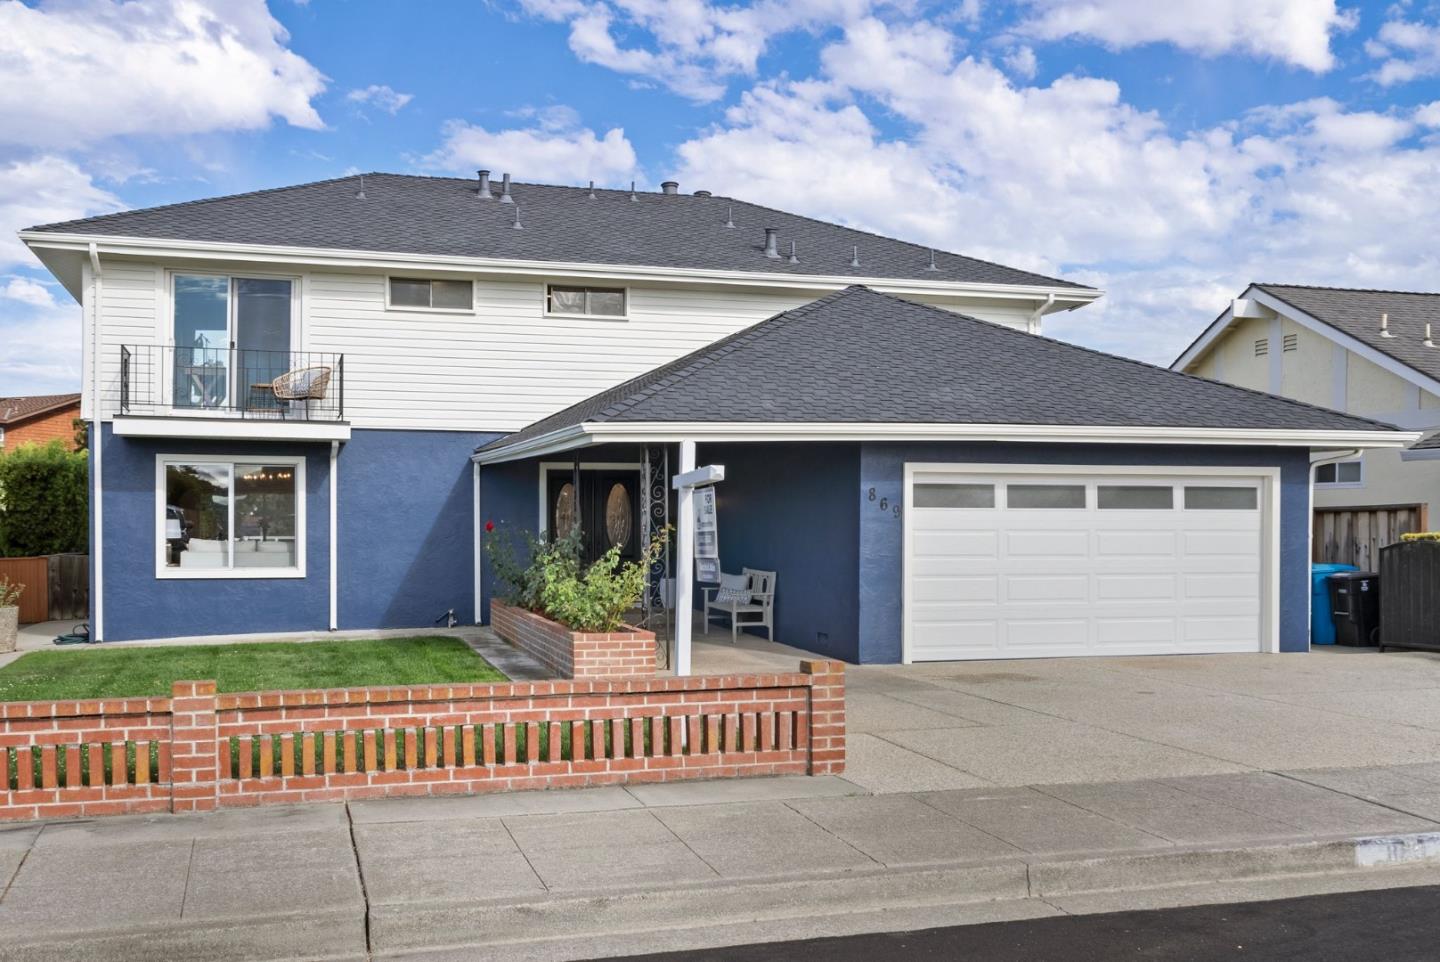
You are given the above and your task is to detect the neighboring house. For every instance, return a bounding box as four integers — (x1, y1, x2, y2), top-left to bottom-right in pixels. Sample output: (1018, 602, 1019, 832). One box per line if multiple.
(0, 393, 82, 451)
(1172, 284, 1440, 569)
(19, 174, 1412, 660)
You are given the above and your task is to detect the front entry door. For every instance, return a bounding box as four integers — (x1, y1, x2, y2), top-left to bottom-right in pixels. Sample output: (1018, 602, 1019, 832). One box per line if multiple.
(546, 470, 640, 566)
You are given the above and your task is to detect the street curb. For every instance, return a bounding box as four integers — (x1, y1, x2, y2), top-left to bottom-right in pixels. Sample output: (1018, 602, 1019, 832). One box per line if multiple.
(367, 831, 1440, 959)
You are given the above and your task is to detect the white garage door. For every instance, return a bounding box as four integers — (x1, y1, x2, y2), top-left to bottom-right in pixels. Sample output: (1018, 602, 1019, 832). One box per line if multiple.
(904, 468, 1270, 661)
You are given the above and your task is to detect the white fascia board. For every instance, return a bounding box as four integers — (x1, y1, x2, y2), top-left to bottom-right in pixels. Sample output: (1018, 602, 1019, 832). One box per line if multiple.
(114, 416, 351, 443)
(19, 231, 1102, 306)
(1172, 304, 1238, 371)
(472, 420, 1420, 463)
(1245, 288, 1440, 397)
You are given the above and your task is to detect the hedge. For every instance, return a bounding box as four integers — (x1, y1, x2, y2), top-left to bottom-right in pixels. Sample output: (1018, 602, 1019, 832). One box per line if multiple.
(0, 440, 88, 557)
(1401, 532, 1440, 543)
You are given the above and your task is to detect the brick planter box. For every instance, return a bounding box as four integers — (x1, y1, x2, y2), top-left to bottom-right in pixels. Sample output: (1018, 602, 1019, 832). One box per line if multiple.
(490, 600, 656, 679)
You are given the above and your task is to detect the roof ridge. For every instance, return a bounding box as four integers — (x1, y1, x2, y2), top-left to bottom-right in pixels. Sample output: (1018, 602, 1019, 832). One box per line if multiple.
(857, 287, 1400, 432)
(1257, 282, 1440, 297)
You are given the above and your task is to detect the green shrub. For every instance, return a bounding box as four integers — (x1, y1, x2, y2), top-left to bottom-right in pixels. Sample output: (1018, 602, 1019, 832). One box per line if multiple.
(0, 440, 89, 557)
(487, 524, 671, 633)
(1401, 532, 1440, 543)
(0, 576, 22, 608)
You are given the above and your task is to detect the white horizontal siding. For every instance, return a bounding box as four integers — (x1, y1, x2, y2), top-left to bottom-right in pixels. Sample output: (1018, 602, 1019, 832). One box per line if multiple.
(90, 260, 1040, 431)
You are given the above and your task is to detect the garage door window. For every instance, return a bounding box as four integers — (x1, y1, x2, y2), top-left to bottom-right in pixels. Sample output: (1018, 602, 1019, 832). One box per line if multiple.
(1098, 485, 1174, 510)
(1184, 486, 1257, 510)
(914, 483, 994, 508)
(1007, 484, 1086, 509)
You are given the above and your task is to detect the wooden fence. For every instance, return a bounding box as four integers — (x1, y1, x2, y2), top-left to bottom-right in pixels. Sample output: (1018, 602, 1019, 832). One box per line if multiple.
(0, 663, 846, 821)
(1312, 505, 1425, 571)
(0, 554, 88, 624)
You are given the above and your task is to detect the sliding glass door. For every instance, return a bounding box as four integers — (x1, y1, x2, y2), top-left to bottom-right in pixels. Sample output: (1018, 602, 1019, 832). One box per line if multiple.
(172, 274, 294, 411)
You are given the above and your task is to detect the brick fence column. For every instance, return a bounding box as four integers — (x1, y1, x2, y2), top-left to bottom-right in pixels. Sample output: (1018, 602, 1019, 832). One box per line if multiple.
(170, 680, 220, 813)
(800, 660, 846, 776)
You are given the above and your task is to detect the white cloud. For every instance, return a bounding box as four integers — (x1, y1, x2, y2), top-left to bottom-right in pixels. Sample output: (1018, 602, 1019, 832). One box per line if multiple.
(1, 277, 57, 309)
(1368, 17, 1440, 85)
(0, 0, 327, 148)
(1003, 44, 1038, 79)
(1015, 0, 1355, 72)
(347, 84, 414, 115)
(422, 111, 639, 184)
(519, 0, 903, 101)
(0, 299, 82, 396)
(0, 156, 123, 268)
(672, 18, 1440, 364)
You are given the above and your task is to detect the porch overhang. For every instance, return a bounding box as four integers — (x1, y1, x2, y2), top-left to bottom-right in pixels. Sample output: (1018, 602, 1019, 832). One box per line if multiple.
(113, 415, 352, 443)
(470, 421, 1421, 465)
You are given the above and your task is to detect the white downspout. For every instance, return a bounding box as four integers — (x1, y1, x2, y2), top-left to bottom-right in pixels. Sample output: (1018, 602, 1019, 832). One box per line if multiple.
(1028, 293, 1055, 334)
(88, 242, 104, 642)
(329, 441, 339, 631)
(472, 461, 482, 625)
(1307, 448, 1361, 650)
(674, 440, 696, 676)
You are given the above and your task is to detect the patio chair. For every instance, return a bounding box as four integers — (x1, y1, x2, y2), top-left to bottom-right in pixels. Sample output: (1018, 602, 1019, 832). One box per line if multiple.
(251, 365, 332, 418)
(703, 567, 776, 642)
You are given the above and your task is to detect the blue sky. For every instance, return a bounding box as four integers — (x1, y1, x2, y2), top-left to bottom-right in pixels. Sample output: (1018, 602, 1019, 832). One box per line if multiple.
(3, 0, 1439, 395)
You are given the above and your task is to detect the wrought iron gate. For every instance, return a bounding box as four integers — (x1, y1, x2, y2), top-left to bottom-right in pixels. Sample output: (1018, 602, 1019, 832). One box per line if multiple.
(640, 445, 673, 669)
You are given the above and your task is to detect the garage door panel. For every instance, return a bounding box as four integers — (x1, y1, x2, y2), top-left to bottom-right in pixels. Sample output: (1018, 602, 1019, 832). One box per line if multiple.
(907, 469, 1265, 661)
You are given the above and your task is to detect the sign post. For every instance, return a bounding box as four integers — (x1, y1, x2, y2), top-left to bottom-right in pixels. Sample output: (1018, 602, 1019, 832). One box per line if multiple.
(672, 450, 725, 677)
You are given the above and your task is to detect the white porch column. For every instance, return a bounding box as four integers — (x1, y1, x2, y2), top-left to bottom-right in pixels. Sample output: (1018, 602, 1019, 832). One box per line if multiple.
(674, 439, 696, 676)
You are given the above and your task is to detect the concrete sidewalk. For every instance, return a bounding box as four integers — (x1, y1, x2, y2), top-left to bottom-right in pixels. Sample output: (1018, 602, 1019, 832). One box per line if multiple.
(7, 764, 1440, 962)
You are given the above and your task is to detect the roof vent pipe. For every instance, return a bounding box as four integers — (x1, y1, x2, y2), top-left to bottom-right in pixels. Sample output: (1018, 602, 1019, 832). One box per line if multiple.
(850, 245, 860, 268)
(512, 205, 523, 229)
(1426, 323, 1435, 348)
(694, 190, 712, 197)
(725, 205, 736, 228)
(499, 173, 513, 204)
(477, 170, 492, 199)
(926, 249, 939, 272)
(763, 227, 780, 259)
(1380, 312, 1394, 338)
(788, 240, 799, 264)
(356, 174, 366, 200)
(587, 180, 596, 199)
(661, 181, 679, 195)
(630, 181, 638, 202)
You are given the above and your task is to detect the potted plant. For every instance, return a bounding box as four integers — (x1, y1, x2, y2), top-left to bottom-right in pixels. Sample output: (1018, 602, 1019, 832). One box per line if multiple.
(0, 576, 22, 653)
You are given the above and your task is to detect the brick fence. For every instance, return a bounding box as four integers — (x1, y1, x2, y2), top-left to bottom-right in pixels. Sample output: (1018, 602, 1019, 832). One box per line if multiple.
(0, 662, 844, 821)
(490, 600, 656, 678)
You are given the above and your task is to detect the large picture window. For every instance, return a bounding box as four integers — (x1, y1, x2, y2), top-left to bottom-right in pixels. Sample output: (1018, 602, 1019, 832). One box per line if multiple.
(158, 455, 305, 578)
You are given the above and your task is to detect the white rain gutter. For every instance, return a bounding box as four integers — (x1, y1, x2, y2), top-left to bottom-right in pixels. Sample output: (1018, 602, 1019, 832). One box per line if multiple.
(1306, 447, 1362, 648)
(1028, 293, 1055, 334)
(88, 242, 104, 642)
(329, 441, 339, 631)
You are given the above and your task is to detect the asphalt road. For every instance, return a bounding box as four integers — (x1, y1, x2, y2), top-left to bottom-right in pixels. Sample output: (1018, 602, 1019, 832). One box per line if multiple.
(605, 885, 1440, 961)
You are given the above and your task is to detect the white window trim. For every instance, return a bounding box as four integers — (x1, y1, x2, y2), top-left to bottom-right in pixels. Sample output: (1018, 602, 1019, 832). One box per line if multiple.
(542, 283, 630, 321)
(1315, 456, 1364, 489)
(155, 453, 306, 580)
(900, 463, 1282, 664)
(384, 276, 476, 314)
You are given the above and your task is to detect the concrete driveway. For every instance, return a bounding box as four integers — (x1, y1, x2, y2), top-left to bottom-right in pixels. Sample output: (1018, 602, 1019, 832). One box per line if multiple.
(844, 648, 1440, 793)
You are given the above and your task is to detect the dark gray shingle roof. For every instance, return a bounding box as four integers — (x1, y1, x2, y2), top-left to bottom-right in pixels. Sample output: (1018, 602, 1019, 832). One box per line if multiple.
(481, 286, 1395, 454)
(1255, 284, 1440, 383)
(25, 173, 1090, 289)
(1412, 433, 1440, 451)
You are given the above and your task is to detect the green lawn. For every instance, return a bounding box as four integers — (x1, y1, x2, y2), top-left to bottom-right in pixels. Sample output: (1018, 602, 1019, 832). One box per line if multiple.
(0, 636, 507, 702)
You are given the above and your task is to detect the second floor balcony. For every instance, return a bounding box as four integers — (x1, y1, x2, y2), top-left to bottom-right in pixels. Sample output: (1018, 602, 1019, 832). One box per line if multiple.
(110, 345, 350, 442)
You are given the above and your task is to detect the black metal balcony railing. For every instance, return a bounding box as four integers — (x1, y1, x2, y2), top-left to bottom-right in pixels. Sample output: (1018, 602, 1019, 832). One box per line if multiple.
(114, 345, 345, 421)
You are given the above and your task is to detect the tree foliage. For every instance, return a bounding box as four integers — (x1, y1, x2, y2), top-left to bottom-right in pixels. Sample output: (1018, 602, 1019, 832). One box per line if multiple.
(0, 441, 89, 557)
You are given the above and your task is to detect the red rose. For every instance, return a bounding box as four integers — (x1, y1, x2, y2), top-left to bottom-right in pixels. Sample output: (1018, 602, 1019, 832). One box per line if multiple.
(485, 520, 495, 532)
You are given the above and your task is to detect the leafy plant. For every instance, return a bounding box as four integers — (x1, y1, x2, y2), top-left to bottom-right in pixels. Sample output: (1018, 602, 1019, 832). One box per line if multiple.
(1401, 532, 1440, 542)
(0, 440, 88, 557)
(0, 576, 22, 609)
(487, 524, 671, 633)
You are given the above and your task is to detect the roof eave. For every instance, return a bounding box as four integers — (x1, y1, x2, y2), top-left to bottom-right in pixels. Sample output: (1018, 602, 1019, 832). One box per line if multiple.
(472, 421, 1418, 465)
(18, 231, 1102, 304)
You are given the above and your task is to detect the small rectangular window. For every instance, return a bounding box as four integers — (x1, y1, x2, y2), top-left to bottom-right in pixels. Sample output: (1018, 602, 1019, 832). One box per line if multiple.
(1254, 338, 1269, 357)
(1098, 485, 1174, 510)
(1316, 460, 1362, 486)
(1008, 484, 1086, 509)
(1282, 333, 1298, 352)
(388, 278, 473, 311)
(547, 284, 627, 317)
(914, 483, 994, 508)
(1184, 486, 1258, 510)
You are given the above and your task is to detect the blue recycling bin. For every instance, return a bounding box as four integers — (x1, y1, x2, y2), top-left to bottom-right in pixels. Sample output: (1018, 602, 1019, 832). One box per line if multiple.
(1311, 563, 1359, 645)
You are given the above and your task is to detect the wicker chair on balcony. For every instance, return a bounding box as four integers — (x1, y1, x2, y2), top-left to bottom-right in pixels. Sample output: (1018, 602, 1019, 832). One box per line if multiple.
(250, 365, 332, 418)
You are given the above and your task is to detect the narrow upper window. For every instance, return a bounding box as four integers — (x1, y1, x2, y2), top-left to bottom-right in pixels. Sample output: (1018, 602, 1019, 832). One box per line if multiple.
(546, 284, 626, 318)
(388, 278, 473, 311)
(1316, 460, 1363, 486)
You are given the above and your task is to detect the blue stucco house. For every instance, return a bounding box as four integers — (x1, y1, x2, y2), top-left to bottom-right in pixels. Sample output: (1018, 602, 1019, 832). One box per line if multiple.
(18, 173, 1414, 663)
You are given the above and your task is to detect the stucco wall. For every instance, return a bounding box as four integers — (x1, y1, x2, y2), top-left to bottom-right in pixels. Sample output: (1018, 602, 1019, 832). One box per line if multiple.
(96, 426, 493, 641)
(857, 442, 1314, 663)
